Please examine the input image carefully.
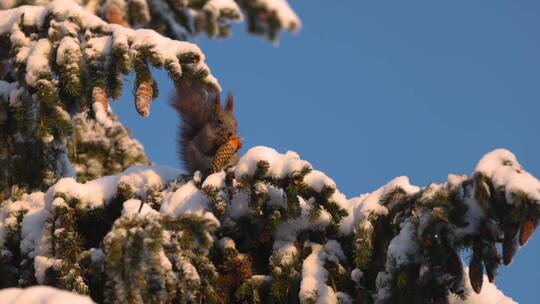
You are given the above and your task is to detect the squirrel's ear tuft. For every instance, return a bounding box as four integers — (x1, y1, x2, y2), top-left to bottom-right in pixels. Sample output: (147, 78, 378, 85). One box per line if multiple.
(225, 93, 234, 113)
(213, 94, 222, 115)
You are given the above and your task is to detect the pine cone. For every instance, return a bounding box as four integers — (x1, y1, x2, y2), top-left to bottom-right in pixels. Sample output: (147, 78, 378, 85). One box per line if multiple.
(105, 1, 129, 27)
(92, 87, 108, 109)
(469, 255, 484, 294)
(502, 222, 519, 265)
(519, 215, 537, 246)
(212, 136, 242, 173)
(135, 80, 153, 117)
(484, 242, 500, 283)
(447, 250, 463, 293)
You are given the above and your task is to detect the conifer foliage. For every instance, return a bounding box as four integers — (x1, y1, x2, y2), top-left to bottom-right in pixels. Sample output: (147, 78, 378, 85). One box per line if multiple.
(1, 145, 539, 303)
(0, 1, 538, 304)
(0, 0, 218, 199)
(0, 0, 301, 41)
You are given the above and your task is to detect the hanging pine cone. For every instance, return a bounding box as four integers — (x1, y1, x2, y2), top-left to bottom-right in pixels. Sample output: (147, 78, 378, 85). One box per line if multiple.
(92, 87, 108, 109)
(469, 254, 484, 294)
(502, 222, 519, 265)
(484, 242, 500, 283)
(105, 1, 129, 27)
(519, 214, 537, 246)
(135, 80, 154, 117)
(212, 135, 242, 173)
(447, 250, 463, 293)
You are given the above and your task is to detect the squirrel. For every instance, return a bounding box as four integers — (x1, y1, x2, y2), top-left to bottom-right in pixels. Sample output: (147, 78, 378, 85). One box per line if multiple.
(171, 80, 240, 176)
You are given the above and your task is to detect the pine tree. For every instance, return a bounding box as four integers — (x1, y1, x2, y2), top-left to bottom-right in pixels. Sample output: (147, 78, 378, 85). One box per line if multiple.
(0, 1, 538, 304)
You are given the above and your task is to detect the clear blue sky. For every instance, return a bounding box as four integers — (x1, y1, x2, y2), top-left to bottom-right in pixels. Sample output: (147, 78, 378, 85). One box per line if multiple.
(112, 1, 540, 302)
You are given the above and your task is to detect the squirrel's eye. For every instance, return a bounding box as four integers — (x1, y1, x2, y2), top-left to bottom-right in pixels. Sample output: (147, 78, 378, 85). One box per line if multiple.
(217, 119, 223, 125)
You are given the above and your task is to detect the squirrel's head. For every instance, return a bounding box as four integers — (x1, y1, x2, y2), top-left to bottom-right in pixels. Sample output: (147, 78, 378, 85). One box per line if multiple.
(211, 93, 237, 145)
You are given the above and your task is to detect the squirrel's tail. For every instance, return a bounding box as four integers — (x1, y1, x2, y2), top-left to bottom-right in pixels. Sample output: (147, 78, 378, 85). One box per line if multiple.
(170, 80, 217, 173)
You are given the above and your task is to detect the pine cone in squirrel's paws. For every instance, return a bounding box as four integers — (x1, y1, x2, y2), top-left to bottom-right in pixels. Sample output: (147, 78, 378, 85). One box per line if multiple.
(212, 136, 242, 173)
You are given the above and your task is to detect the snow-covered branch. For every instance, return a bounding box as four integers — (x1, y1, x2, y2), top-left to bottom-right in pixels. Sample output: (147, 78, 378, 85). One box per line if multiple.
(0, 0, 219, 196)
(1, 0, 301, 41)
(0, 147, 537, 303)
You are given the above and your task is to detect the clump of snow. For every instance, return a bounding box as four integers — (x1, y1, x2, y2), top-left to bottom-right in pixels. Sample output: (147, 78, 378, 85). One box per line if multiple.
(25, 38, 52, 86)
(0, 286, 95, 304)
(177, 254, 201, 285)
(0, 192, 45, 248)
(119, 165, 181, 198)
(342, 176, 420, 235)
(34, 255, 61, 284)
(203, 0, 243, 20)
(122, 199, 158, 217)
(256, 0, 301, 30)
(0, 81, 17, 101)
(299, 242, 340, 304)
(449, 268, 517, 304)
(474, 149, 540, 204)
(92, 101, 113, 128)
(303, 170, 335, 192)
(202, 171, 226, 189)
(227, 192, 250, 219)
(160, 181, 219, 225)
(218, 237, 236, 251)
(273, 197, 333, 264)
(235, 146, 311, 179)
(50, 165, 180, 209)
(387, 220, 419, 266)
(0, 0, 220, 89)
(0, 5, 47, 35)
(351, 268, 363, 283)
(19, 198, 49, 257)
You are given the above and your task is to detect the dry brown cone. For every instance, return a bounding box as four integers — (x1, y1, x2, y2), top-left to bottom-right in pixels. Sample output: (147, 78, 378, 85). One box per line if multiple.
(519, 215, 537, 246)
(502, 222, 519, 265)
(135, 80, 153, 117)
(469, 254, 484, 294)
(447, 249, 463, 293)
(484, 242, 500, 283)
(105, 2, 129, 27)
(92, 87, 108, 109)
(212, 135, 242, 173)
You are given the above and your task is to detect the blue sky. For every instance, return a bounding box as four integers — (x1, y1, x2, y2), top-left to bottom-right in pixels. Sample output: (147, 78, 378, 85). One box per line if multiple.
(112, 1, 540, 302)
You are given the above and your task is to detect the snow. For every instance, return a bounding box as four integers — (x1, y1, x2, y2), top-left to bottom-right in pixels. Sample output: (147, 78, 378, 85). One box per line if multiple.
(50, 165, 180, 209)
(0, 192, 45, 251)
(228, 191, 251, 219)
(342, 176, 420, 235)
(449, 269, 517, 304)
(303, 170, 335, 192)
(256, 0, 301, 30)
(218, 237, 236, 250)
(474, 149, 540, 204)
(273, 197, 332, 264)
(25, 38, 52, 86)
(0, 5, 47, 35)
(203, 0, 243, 20)
(0, 0, 220, 89)
(177, 254, 201, 285)
(160, 181, 219, 225)
(0, 286, 95, 304)
(235, 146, 311, 179)
(122, 199, 159, 217)
(0, 81, 16, 101)
(92, 101, 113, 128)
(386, 220, 419, 266)
(351, 268, 363, 283)
(202, 171, 226, 189)
(34, 256, 61, 284)
(299, 242, 338, 304)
